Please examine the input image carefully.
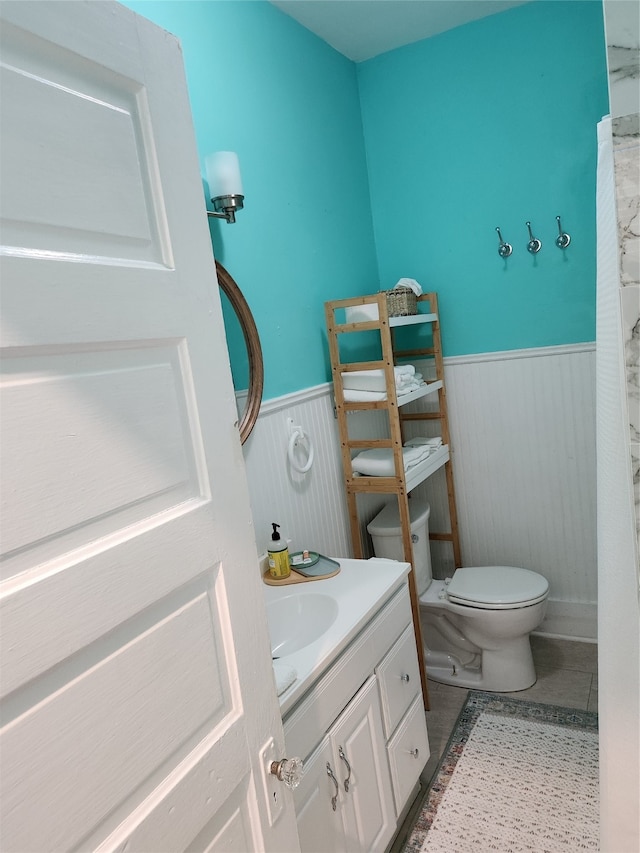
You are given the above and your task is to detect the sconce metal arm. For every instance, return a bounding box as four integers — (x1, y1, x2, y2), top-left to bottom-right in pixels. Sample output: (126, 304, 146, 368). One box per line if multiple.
(207, 193, 245, 224)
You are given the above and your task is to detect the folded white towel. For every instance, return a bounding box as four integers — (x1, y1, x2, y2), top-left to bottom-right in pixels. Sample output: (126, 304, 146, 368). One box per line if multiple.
(342, 389, 387, 402)
(342, 369, 386, 393)
(343, 380, 425, 403)
(394, 364, 415, 378)
(273, 662, 297, 696)
(343, 382, 425, 402)
(351, 445, 430, 477)
(342, 365, 416, 395)
(404, 436, 443, 448)
(396, 375, 416, 389)
(394, 278, 423, 296)
(397, 381, 424, 396)
(405, 447, 431, 468)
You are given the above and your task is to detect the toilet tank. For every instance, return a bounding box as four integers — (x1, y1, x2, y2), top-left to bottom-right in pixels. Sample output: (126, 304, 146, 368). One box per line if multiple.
(367, 498, 433, 594)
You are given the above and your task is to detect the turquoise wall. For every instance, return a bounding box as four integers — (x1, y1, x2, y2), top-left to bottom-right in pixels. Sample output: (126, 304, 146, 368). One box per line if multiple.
(123, 0, 608, 393)
(358, 1, 609, 356)
(123, 0, 378, 398)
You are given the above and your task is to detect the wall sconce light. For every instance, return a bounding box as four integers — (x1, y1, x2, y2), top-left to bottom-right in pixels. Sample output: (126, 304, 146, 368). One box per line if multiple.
(205, 151, 244, 224)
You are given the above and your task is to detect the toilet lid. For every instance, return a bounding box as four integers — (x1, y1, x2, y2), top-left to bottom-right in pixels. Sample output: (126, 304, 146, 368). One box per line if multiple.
(447, 566, 549, 609)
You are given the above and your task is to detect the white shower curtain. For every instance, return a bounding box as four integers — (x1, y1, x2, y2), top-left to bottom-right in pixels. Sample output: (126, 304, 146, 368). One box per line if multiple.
(595, 115, 640, 852)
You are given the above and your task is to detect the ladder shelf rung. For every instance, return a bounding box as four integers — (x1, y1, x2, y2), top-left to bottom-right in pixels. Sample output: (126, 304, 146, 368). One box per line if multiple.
(338, 400, 396, 411)
(400, 411, 443, 421)
(347, 439, 394, 449)
(334, 361, 387, 372)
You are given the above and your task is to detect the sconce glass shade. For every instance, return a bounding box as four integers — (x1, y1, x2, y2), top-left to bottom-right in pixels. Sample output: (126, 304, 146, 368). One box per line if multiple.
(205, 151, 243, 198)
(205, 151, 244, 223)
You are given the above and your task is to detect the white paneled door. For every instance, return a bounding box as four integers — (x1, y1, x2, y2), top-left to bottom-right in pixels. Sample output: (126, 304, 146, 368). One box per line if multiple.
(0, 3, 299, 851)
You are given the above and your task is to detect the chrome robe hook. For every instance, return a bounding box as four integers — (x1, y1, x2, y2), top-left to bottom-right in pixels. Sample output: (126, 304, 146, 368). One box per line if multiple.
(495, 227, 512, 258)
(555, 215, 571, 249)
(525, 221, 542, 254)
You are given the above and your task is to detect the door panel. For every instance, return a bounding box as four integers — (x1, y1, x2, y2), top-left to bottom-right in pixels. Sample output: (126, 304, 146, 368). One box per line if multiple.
(1, 506, 217, 698)
(2, 585, 238, 851)
(1, 343, 200, 568)
(1, 15, 167, 264)
(185, 779, 255, 853)
(0, 3, 298, 851)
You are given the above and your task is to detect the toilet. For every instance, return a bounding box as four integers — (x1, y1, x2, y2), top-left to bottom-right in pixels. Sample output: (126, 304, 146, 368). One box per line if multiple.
(367, 498, 549, 692)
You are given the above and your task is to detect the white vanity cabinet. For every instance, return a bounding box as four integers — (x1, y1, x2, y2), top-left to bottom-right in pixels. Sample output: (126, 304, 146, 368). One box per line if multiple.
(283, 580, 429, 852)
(294, 677, 395, 852)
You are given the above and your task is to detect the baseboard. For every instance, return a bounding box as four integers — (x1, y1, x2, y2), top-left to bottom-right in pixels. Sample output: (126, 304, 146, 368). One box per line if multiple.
(533, 598, 597, 642)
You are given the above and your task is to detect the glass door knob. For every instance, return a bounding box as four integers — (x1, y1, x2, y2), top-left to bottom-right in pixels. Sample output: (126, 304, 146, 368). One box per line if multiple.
(270, 757, 304, 789)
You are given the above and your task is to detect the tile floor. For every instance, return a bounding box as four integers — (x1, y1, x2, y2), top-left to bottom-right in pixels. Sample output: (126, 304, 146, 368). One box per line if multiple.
(421, 635, 598, 785)
(391, 636, 598, 851)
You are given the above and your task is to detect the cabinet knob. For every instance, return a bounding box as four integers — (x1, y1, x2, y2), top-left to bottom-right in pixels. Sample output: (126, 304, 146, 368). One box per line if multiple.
(270, 757, 304, 789)
(409, 748, 420, 759)
(400, 673, 410, 683)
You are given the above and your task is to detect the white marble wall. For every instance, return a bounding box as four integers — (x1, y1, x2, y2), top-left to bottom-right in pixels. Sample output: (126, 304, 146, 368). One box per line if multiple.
(605, 0, 640, 499)
(604, 0, 640, 118)
(613, 114, 640, 549)
(602, 0, 640, 560)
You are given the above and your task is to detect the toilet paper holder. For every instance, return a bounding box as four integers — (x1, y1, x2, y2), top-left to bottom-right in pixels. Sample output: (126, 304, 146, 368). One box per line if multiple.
(287, 417, 314, 474)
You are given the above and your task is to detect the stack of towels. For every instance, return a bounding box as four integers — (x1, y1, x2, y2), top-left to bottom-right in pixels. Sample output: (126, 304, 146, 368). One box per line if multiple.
(342, 365, 424, 402)
(351, 436, 443, 477)
(395, 365, 424, 395)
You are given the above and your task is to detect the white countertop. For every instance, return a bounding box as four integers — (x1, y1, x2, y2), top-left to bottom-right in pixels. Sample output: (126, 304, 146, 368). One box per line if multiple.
(264, 557, 410, 716)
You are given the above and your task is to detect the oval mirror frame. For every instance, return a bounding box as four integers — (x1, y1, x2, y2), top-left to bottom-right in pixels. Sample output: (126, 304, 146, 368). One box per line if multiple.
(216, 261, 264, 444)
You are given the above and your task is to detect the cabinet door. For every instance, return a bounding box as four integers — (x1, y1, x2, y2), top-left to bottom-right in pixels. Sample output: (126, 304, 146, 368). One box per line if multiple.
(293, 735, 345, 853)
(332, 676, 395, 853)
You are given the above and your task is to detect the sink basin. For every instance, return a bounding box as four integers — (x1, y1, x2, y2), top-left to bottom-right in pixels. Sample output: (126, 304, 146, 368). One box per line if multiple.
(267, 592, 339, 657)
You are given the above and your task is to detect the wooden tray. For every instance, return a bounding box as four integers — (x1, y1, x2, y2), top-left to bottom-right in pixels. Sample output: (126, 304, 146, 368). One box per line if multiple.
(263, 564, 340, 586)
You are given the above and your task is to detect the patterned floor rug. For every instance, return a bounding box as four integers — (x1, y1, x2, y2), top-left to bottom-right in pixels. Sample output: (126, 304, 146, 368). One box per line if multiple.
(403, 690, 599, 852)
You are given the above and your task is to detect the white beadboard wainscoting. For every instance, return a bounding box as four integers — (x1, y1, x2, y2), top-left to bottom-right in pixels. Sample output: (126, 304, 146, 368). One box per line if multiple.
(242, 343, 597, 640)
(241, 384, 352, 562)
(423, 343, 597, 641)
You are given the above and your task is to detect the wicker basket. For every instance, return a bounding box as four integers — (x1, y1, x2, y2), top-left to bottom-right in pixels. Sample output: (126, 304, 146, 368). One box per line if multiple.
(385, 286, 417, 317)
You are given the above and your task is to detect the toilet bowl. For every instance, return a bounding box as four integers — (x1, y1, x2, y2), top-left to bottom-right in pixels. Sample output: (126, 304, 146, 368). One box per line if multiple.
(367, 499, 549, 692)
(419, 566, 548, 691)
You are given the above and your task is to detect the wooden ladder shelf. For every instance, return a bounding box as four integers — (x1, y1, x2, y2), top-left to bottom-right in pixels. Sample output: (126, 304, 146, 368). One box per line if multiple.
(325, 292, 462, 711)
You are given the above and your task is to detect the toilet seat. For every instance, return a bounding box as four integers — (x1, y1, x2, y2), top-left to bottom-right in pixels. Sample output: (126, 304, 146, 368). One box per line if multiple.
(446, 566, 549, 610)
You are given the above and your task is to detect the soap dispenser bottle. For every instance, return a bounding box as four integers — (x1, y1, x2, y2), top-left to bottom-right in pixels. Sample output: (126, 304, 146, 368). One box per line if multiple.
(268, 523, 290, 580)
